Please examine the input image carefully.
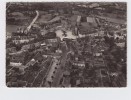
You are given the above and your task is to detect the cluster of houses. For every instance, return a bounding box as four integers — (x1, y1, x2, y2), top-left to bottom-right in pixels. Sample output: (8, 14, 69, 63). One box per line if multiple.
(12, 36, 35, 44)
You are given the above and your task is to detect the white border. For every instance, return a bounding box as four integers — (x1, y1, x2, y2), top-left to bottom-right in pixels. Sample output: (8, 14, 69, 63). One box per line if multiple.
(0, 0, 131, 100)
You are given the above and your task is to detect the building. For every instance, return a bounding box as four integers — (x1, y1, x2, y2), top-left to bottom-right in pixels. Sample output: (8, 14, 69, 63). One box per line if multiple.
(40, 29, 48, 36)
(7, 47, 16, 53)
(12, 36, 35, 44)
(116, 42, 125, 48)
(76, 15, 81, 25)
(46, 38, 60, 47)
(10, 52, 26, 67)
(34, 42, 41, 48)
(6, 32, 12, 39)
(93, 52, 102, 57)
(114, 34, 125, 40)
(25, 58, 37, 67)
(72, 61, 85, 69)
(93, 61, 105, 68)
(43, 32, 56, 39)
(33, 52, 44, 62)
(21, 44, 34, 50)
(62, 77, 71, 87)
(115, 39, 125, 48)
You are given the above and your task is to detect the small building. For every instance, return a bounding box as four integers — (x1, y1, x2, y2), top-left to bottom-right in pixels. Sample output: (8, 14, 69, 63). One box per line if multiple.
(40, 29, 48, 36)
(114, 34, 125, 40)
(93, 52, 102, 57)
(21, 44, 30, 50)
(34, 42, 41, 48)
(6, 32, 12, 39)
(43, 32, 56, 39)
(12, 39, 29, 44)
(12, 36, 35, 44)
(115, 39, 125, 48)
(10, 62, 22, 67)
(6, 47, 16, 53)
(56, 49, 62, 53)
(62, 77, 71, 87)
(25, 58, 37, 67)
(116, 42, 125, 48)
(87, 17, 95, 23)
(93, 61, 105, 68)
(76, 79, 81, 86)
(63, 71, 70, 76)
(21, 44, 35, 50)
(76, 15, 81, 25)
(10, 52, 26, 67)
(46, 38, 60, 47)
(33, 52, 43, 62)
(72, 61, 85, 69)
(72, 11, 81, 15)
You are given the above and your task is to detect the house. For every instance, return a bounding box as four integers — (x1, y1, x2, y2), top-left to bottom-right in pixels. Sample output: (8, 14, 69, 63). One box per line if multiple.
(10, 52, 26, 67)
(10, 62, 22, 67)
(12, 39, 29, 44)
(114, 34, 125, 40)
(42, 54, 50, 58)
(9, 50, 27, 55)
(63, 71, 70, 76)
(116, 42, 125, 48)
(40, 29, 48, 35)
(25, 58, 37, 67)
(115, 39, 125, 48)
(34, 42, 41, 48)
(76, 79, 81, 86)
(21, 44, 31, 50)
(21, 41, 41, 50)
(33, 52, 43, 62)
(46, 38, 60, 47)
(58, 9, 64, 14)
(72, 11, 81, 15)
(32, 24, 41, 29)
(62, 77, 71, 87)
(93, 61, 105, 68)
(6, 32, 12, 39)
(87, 17, 95, 23)
(76, 16, 81, 25)
(21, 44, 35, 50)
(88, 33, 99, 37)
(107, 33, 114, 38)
(12, 36, 35, 44)
(56, 49, 62, 53)
(7, 47, 16, 53)
(99, 31, 105, 36)
(93, 52, 102, 57)
(43, 32, 56, 39)
(6, 35, 12, 39)
(40, 41, 46, 46)
(89, 3, 99, 8)
(72, 61, 85, 69)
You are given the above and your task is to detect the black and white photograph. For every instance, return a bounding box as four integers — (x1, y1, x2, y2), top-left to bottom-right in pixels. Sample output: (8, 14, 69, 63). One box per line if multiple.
(6, 2, 127, 88)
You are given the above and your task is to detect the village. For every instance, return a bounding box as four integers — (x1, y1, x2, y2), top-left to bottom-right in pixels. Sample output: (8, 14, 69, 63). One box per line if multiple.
(6, 2, 126, 87)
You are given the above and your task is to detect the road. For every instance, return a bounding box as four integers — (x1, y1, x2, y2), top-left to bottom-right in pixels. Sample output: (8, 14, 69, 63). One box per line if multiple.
(51, 42, 68, 87)
(6, 3, 12, 10)
(27, 10, 39, 31)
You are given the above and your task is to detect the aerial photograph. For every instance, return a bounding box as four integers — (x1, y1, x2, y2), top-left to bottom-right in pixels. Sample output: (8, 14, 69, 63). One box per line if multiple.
(6, 2, 127, 87)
